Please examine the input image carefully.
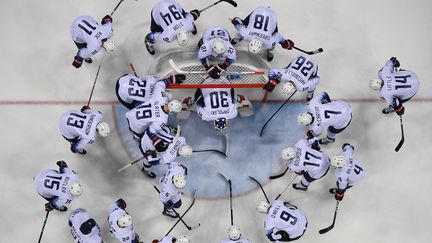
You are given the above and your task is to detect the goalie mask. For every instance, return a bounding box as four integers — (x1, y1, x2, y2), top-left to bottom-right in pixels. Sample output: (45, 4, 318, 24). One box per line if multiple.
(214, 118, 227, 132)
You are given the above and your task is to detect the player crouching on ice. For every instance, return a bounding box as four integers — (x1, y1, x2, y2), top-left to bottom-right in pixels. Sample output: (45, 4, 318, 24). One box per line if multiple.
(139, 125, 192, 178)
(70, 15, 116, 68)
(198, 26, 237, 80)
(296, 92, 352, 145)
(35, 161, 82, 212)
(178, 76, 254, 133)
(329, 143, 366, 201)
(144, 0, 200, 55)
(263, 55, 320, 101)
(256, 200, 308, 242)
(108, 198, 142, 243)
(369, 57, 419, 115)
(280, 137, 330, 191)
(59, 105, 110, 155)
(159, 162, 188, 218)
(229, 6, 295, 62)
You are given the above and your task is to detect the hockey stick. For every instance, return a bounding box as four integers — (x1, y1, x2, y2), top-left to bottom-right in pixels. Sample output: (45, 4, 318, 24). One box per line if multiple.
(274, 175, 297, 200)
(248, 176, 270, 203)
(87, 55, 106, 106)
(165, 190, 198, 236)
(199, 0, 237, 13)
(129, 62, 138, 76)
(117, 157, 144, 172)
(319, 200, 340, 234)
(110, 0, 125, 16)
(293, 46, 323, 55)
(153, 185, 197, 230)
(218, 172, 234, 225)
(259, 91, 297, 137)
(395, 115, 404, 152)
(223, 132, 229, 157)
(269, 165, 290, 180)
(193, 149, 227, 157)
(168, 59, 265, 75)
(37, 211, 50, 243)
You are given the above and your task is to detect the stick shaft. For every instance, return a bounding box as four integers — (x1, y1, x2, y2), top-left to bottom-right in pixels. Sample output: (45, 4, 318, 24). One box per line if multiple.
(260, 91, 297, 136)
(248, 176, 270, 203)
(37, 211, 50, 243)
(395, 115, 404, 152)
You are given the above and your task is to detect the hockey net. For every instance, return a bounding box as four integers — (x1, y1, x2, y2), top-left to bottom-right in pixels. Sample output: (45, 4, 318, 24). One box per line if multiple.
(153, 50, 270, 89)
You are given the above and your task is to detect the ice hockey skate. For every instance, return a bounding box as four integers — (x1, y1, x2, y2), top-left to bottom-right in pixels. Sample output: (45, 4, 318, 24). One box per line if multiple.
(319, 137, 335, 145)
(162, 208, 179, 218)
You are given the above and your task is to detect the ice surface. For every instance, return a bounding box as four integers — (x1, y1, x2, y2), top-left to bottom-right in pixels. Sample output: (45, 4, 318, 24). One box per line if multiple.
(1, 0, 432, 242)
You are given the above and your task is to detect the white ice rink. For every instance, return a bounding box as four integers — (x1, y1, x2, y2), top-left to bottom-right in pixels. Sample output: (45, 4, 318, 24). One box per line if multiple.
(2, 0, 432, 242)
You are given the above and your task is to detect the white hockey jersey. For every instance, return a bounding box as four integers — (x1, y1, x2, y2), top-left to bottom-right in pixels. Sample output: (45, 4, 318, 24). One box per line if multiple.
(273, 55, 319, 92)
(288, 138, 330, 179)
(140, 134, 188, 165)
(125, 83, 169, 135)
(237, 6, 284, 49)
(35, 167, 79, 207)
(308, 92, 352, 137)
(151, 0, 195, 42)
(159, 162, 186, 204)
(378, 59, 420, 107)
(264, 200, 307, 241)
(69, 208, 103, 243)
(199, 27, 236, 63)
(334, 145, 366, 190)
(59, 109, 103, 151)
(70, 15, 113, 59)
(116, 74, 159, 105)
(196, 77, 238, 121)
(108, 202, 137, 243)
(220, 237, 250, 243)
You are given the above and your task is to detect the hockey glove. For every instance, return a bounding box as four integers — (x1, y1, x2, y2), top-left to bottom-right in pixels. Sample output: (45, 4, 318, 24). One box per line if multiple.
(190, 9, 200, 20)
(281, 39, 295, 50)
(101, 15, 113, 25)
(266, 231, 277, 242)
(80, 105, 91, 113)
(168, 74, 186, 85)
(263, 79, 280, 92)
(45, 202, 55, 212)
(208, 65, 223, 79)
(56, 160, 68, 168)
(390, 57, 400, 68)
(116, 198, 127, 209)
(72, 55, 83, 68)
(335, 190, 345, 201)
(393, 103, 405, 115)
(275, 230, 291, 241)
(306, 130, 315, 139)
(320, 92, 331, 104)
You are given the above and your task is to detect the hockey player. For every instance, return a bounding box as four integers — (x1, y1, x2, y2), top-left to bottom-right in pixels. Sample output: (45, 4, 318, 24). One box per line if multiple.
(145, 0, 201, 55)
(181, 76, 253, 132)
(198, 26, 236, 79)
(139, 126, 192, 167)
(116, 73, 185, 110)
(369, 57, 420, 115)
(296, 91, 352, 145)
(257, 200, 307, 242)
(158, 162, 188, 218)
(70, 15, 116, 68)
(230, 6, 295, 62)
(220, 226, 250, 243)
(329, 143, 366, 201)
(152, 235, 191, 243)
(69, 208, 103, 243)
(59, 105, 110, 154)
(263, 55, 320, 101)
(108, 198, 141, 243)
(125, 75, 182, 138)
(280, 137, 330, 191)
(35, 161, 82, 212)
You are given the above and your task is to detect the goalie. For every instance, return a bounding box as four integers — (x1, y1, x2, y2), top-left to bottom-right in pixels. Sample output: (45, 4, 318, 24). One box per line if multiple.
(178, 76, 254, 132)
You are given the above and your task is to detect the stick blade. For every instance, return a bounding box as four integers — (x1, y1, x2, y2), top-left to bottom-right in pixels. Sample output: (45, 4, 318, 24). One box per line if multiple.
(222, 0, 238, 7)
(269, 166, 289, 179)
(218, 172, 231, 182)
(394, 137, 404, 152)
(318, 225, 334, 234)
